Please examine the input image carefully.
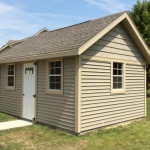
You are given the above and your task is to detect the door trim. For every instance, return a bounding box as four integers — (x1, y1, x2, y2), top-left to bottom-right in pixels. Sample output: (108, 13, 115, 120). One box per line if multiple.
(21, 61, 37, 121)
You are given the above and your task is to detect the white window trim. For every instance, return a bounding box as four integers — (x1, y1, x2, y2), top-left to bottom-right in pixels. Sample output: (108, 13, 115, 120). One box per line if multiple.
(111, 61, 126, 94)
(46, 58, 63, 95)
(5, 63, 15, 90)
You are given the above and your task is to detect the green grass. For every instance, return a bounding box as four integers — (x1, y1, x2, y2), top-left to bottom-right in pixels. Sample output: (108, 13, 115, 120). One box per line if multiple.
(0, 93, 150, 150)
(0, 112, 17, 122)
(147, 89, 150, 120)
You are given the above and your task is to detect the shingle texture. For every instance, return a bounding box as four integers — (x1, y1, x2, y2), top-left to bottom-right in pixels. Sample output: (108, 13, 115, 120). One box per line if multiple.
(0, 11, 125, 60)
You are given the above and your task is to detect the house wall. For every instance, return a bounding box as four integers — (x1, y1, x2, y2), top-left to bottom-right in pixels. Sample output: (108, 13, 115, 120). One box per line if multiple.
(0, 63, 22, 117)
(83, 24, 145, 63)
(36, 57, 75, 132)
(81, 59, 145, 131)
(80, 23, 145, 132)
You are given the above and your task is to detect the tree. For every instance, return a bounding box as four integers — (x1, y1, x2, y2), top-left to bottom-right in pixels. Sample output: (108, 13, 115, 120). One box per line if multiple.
(129, 0, 150, 86)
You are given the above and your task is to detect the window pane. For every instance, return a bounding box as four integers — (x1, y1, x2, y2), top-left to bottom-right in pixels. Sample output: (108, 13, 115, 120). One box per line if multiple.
(50, 76, 55, 82)
(11, 70, 14, 75)
(11, 65, 14, 70)
(113, 76, 118, 82)
(55, 61, 61, 67)
(8, 65, 14, 75)
(113, 69, 117, 75)
(49, 69, 54, 74)
(49, 62, 54, 68)
(50, 83, 55, 89)
(56, 76, 61, 82)
(118, 77, 122, 82)
(8, 66, 12, 72)
(55, 68, 61, 74)
(56, 83, 61, 90)
(118, 63, 122, 69)
(118, 83, 122, 89)
(8, 76, 14, 86)
(113, 63, 117, 69)
(8, 81, 11, 86)
(8, 76, 12, 81)
(8, 65, 14, 71)
(113, 83, 117, 89)
(118, 69, 122, 75)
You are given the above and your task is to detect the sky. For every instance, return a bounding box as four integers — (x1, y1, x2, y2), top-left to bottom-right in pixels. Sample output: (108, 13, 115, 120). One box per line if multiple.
(0, 0, 138, 47)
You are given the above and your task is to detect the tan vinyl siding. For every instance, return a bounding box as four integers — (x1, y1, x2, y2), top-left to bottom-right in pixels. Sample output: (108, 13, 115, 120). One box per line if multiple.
(37, 57, 75, 132)
(81, 58, 145, 132)
(0, 63, 22, 116)
(83, 24, 145, 63)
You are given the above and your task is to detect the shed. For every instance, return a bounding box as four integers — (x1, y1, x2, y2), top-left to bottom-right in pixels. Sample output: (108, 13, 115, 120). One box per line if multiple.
(0, 11, 149, 134)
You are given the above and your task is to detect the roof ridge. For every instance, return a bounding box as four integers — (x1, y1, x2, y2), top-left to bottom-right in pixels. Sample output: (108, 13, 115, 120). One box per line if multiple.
(91, 11, 127, 22)
(49, 20, 91, 33)
(48, 11, 126, 33)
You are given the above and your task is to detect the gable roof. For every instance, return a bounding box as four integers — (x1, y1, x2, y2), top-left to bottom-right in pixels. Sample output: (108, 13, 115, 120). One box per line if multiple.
(33, 28, 49, 36)
(0, 11, 149, 63)
(0, 28, 50, 52)
(0, 39, 25, 52)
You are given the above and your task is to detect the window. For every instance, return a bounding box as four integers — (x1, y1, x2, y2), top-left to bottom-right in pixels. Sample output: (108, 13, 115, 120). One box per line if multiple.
(113, 62, 123, 89)
(6, 64, 15, 89)
(25, 68, 33, 74)
(46, 59, 63, 94)
(49, 61, 61, 90)
(111, 62, 125, 93)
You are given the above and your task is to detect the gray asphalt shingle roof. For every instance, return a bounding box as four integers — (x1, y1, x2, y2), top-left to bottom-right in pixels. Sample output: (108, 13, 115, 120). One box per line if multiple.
(0, 11, 125, 60)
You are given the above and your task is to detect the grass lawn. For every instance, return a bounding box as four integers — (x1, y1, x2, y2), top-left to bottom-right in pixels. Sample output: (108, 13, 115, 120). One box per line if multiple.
(0, 112, 17, 122)
(0, 94, 150, 150)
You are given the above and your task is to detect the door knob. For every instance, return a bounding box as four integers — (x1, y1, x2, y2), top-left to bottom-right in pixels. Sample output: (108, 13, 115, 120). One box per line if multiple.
(33, 94, 36, 98)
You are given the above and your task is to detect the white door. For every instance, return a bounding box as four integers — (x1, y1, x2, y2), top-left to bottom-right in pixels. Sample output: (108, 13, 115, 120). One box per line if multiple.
(23, 63, 36, 120)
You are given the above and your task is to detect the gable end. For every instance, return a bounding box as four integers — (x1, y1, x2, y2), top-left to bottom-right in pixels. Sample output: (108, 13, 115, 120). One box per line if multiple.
(83, 24, 145, 63)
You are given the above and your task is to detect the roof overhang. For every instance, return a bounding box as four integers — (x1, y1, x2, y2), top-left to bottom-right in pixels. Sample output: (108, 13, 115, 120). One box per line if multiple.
(78, 12, 150, 64)
(0, 49, 78, 64)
